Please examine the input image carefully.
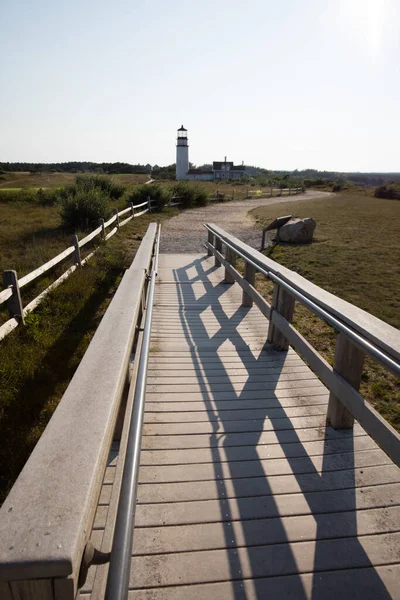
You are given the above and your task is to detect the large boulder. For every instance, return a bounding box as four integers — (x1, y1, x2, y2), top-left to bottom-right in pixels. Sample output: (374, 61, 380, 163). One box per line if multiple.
(278, 217, 316, 244)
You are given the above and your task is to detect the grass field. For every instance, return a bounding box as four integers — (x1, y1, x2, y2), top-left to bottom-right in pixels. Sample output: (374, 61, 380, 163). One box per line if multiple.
(250, 193, 400, 431)
(0, 171, 150, 189)
(0, 201, 177, 503)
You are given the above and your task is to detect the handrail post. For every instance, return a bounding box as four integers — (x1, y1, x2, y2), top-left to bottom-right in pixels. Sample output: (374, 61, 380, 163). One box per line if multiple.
(224, 247, 236, 283)
(267, 283, 295, 350)
(241, 260, 256, 307)
(215, 236, 222, 266)
(72, 234, 82, 267)
(327, 333, 365, 429)
(147, 196, 151, 213)
(99, 218, 105, 240)
(207, 230, 214, 257)
(3, 270, 24, 324)
(130, 202, 135, 217)
(114, 209, 120, 229)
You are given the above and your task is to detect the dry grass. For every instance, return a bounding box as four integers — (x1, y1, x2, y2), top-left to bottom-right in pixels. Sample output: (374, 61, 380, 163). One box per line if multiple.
(0, 171, 149, 190)
(249, 193, 400, 431)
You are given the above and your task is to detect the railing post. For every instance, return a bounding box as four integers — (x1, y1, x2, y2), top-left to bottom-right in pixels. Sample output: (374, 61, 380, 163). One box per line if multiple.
(114, 208, 120, 229)
(215, 236, 222, 266)
(99, 218, 105, 239)
(270, 184, 273, 197)
(147, 196, 151, 213)
(267, 283, 295, 350)
(289, 185, 292, 196)
(326, 333, 365, 429)
(224, 247, 236, 283)
(130, 202, 135, 217)
(72, 234, 82, 267)
(3, 270, 24, 324)
(241, 260, 256, 307)
(207, 230, 214, 257)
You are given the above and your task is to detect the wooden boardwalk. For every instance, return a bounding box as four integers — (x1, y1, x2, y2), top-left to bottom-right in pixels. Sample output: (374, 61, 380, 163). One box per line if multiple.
(86, 253, 400, 599)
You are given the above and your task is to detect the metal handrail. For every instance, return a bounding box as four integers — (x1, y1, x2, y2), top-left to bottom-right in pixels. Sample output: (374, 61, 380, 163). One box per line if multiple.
(105, 225, 160, 600)
(204, 224, 400, 379)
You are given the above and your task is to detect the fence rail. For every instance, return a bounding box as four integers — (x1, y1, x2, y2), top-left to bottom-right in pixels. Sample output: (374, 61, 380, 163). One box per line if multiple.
(205, 223, 400, 467)
(0, 199, 154, 341)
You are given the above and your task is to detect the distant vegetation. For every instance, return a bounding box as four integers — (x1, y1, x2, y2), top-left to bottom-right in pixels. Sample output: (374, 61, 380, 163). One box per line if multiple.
(1, 162, 399, 189)
(374, 183, 400, 200)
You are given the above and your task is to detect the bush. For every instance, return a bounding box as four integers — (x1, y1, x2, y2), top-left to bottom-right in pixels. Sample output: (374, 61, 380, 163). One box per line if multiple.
(126, 183, 172, 211)
(75, 174, 125, 199)
(374, 184, 400, 200)
(171, 182, 209, 208)
(59, 188, 111, 230)
(0, 188, 58, 205)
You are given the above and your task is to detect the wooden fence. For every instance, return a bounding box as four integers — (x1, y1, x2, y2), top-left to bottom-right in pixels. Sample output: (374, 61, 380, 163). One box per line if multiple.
(0, 199, 154, 341)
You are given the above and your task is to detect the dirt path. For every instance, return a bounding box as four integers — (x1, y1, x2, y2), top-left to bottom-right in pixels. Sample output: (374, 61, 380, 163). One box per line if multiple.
(160, 190, 332, 253)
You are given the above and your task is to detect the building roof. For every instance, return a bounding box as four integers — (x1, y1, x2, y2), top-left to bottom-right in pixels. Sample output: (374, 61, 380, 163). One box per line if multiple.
(178, 125, 187, 131)
(213, 161, 234, 170)
(187, 168, 214, 175)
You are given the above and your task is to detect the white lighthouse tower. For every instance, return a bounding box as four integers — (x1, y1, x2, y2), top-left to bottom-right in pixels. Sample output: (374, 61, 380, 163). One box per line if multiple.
(176, 125, 189, 180)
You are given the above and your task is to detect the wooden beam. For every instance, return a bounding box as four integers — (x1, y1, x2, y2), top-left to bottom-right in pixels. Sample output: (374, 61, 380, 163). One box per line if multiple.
(327, 333, 365, 429)
(267, 283, 295, 350)
(224, 247, 236, 284)
(242, 261, 256, 307)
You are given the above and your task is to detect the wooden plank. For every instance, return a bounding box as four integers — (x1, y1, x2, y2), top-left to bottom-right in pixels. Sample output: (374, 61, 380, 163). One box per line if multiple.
(136, 465, 400, 504)
(10, 580, 53, 599)
(127, 565, 400, 600)
(137, 448, 392, 484)
(128, 532, 400, 588)
(145, 385, 329, 402)
(140, 424, 365, 451)
(138, 434, 378, 466)
(143, 404, 327, 423)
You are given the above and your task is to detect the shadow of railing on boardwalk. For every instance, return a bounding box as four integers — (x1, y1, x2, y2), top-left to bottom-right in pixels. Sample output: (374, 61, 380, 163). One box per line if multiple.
(171, 255, 392, 600)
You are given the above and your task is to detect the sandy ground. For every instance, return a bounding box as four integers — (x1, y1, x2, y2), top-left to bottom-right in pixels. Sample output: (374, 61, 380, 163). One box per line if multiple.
(160, 190, 332, 253)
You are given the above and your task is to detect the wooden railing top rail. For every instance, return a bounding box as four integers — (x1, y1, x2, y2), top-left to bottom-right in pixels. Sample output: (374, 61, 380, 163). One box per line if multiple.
(206, 223, 400, 363)
(0, 224, 158, 597)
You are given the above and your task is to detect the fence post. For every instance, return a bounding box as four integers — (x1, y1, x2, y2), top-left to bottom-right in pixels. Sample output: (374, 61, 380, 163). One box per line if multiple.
(3, 270, 24, 324)
(215, 236, 222, 266)
(326, 333, 365, 429)
(114, 208, 120, 229)
(207, 230, 214, 257)
(270, 184, 273, 197)
(267, 283, 295, 350)
(224, 247, 236, 283)
(72, 234, 82, 267)
(147, 196, 152, 213)
(232, 190, 234, 201)
(99, 218, 105, 239)
(130, 202, 135, 217)
(280, 187, 283, 196)
(242, 260, 256, 307)
(289, 186, 292, 196)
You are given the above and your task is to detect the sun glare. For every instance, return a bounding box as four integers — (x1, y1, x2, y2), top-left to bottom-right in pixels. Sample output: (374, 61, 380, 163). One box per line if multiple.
(340, 0, 394, 57)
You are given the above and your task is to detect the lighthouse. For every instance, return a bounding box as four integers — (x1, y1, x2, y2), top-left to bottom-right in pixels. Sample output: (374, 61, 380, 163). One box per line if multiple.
(176, 125, 189, 180)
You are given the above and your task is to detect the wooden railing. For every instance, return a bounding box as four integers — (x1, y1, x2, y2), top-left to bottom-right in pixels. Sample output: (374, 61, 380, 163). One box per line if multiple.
(205, 223, 400, 467)
(0, 199, 154, 341)
(0, 224, 159, 599)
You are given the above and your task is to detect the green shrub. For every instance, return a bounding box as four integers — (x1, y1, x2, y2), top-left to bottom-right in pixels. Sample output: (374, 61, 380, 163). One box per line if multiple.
(126, 183, 171, 211)
(59, 187, 111, 230)
(374, 184, 400, 200)
(171, 182, 209, 208)
(75, 174, 125, 199)
(0, 188, 58, 205)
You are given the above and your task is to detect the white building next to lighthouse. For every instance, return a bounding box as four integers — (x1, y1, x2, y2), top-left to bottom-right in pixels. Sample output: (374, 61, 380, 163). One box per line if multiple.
(175, 125, 246, 181)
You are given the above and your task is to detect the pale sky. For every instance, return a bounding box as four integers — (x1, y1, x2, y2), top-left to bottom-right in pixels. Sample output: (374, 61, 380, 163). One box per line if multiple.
(1, 0, 399, 171)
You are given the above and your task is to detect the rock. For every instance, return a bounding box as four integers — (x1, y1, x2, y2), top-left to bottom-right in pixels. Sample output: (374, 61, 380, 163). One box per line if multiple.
(278, 218, 316, 244)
